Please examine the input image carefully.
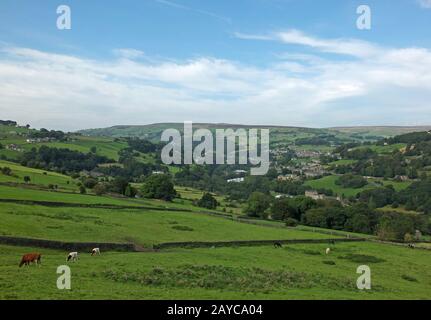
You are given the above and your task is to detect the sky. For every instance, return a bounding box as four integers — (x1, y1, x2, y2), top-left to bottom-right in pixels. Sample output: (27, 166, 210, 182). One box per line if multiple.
(0, 0, 431, 131)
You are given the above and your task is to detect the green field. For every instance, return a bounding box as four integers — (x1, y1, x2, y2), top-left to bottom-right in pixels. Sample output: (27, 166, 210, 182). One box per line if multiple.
(1, 123, 430, 300)
(0, 160, 78, 191)
(1, 180, 430, 300)
(0, 127, 127, 161)
(1, 241, 430, 300)
(353, 143, 407, 154)
(0, 202, 339, 247)
(328, 159, 358, 166)
(305, 175, 412, 197)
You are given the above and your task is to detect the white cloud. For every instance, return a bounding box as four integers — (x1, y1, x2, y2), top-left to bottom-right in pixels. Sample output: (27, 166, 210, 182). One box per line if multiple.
(0, 31, 431, 131)
(113, 49, 145, 60)
(236, 29, 382, 58)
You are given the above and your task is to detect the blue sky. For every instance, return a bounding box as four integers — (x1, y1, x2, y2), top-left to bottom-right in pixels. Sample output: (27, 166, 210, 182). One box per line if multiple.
(0, 0, 431, 130)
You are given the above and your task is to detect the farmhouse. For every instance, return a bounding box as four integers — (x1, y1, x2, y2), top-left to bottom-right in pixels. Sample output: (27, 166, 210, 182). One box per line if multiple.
(305, 190, 325, 200)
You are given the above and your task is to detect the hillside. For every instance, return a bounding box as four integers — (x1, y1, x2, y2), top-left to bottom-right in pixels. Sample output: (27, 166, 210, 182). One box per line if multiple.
(79, 123, 431, 145)
(1, 121, 431, 300)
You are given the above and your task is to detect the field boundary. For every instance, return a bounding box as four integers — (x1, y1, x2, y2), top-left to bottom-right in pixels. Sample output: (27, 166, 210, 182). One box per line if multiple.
(0, 235, 136, 252)
(0, 235, 366, 252)
(0, 198, 191, 212)
(154, 237, 366, 249)
(369, 239, 431, 251)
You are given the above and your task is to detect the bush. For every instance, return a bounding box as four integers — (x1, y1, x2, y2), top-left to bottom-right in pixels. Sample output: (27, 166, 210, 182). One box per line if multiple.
(1, 167, 12, 175)
(141, 174, 176, 201)
(79, 185, 86, 194)
(83, 178, 98, 189)
(197, 193, 218, 210)
(285, 218, 298, 227)
(404, 233, 414, 243)
(336, 174, 367, 189)
(243, 192, 271, 219)
(93, 183, 106, 196)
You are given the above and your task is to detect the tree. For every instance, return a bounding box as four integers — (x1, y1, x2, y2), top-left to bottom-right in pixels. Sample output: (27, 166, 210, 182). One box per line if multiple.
(244, 192, 271, 218)
(285, 218, 299, 227)
(79, 185, 86, 194)
(124, 185, 137, 198)
(336, 174, 367, 189)
(197, 193, 218, 209)
(270, 198, 291, 221)
(358, 186, 395, 208)
(108, 177, 130, 195)
(141, 174, 177, 201)
(93, 183, 106, 196)
(83, 178, 98, 189)
(1, 167, 12, 175)
(376, 212, 415, 241)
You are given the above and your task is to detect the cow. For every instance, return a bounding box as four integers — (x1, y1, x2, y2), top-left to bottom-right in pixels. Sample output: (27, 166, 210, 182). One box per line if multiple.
(19, 253, 42, 267)
(91, 248, 100, 256)
(408, 244, 416, 249)
(274, 242, 283, 248)
(325, 248, 331, 255)
(67, 252, 78, 262)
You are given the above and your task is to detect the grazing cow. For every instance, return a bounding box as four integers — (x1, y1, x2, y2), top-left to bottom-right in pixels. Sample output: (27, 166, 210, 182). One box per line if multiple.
(408, 244, 416, 249)
(274, 242, 283, 248)
(325, 248, 331, 255)
(91, 248, 100, 256)
(19, 253, 42, 267)
(67, 252, 78, 262)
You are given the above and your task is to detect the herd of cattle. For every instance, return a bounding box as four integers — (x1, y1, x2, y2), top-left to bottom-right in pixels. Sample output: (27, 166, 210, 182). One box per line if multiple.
(19, 248, 100, 267)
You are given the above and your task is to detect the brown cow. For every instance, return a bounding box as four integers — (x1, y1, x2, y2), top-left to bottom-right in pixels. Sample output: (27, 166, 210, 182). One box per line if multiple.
(19, 253, 42, 267)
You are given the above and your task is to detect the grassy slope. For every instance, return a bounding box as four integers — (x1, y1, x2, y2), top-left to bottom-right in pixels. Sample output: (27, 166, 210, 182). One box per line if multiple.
(0, 242, 430, 299)
(353, 143, 407, 154)
(0, 127, 126, 161)
(0, 160, 78, 191)
(0, 202, 336, 247)
(305, 175, 411, 197)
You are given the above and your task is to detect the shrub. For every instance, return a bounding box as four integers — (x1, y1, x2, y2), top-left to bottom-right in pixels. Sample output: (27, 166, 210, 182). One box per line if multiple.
(285, 218, 298, 227)
(197, 193, 218, 210)
(1, 167, 12, 175)
(141, 174, 176, 201)
(93, 183, 106, 196)
(79, 185, 86, 194)
(244, 192, 271, 219)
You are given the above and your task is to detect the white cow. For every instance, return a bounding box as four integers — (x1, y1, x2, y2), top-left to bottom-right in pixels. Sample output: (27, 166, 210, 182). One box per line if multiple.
(91, 248, 100, 256)
(325, 248, 331, 255)
(67, 252, 78, 262)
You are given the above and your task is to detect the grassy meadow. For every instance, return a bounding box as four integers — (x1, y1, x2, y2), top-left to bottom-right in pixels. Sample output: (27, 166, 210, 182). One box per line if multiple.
(1, 242, 430, 300)
(305, 175, 411, 197)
